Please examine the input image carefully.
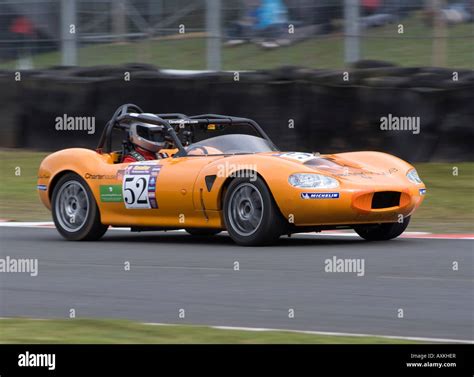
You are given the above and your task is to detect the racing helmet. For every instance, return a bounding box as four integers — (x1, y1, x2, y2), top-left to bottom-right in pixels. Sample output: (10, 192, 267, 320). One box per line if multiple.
(129, 122, 166, 153)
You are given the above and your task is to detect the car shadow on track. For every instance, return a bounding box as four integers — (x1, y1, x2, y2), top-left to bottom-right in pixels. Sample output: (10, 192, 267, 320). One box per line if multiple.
(99, 232, 366, 247)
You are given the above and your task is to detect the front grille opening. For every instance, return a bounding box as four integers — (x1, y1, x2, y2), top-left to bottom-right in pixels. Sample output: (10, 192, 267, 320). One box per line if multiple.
(372, 191, 401, 209)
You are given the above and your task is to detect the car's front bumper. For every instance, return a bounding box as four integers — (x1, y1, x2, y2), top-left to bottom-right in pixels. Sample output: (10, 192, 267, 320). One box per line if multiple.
(277, 184, 426, 226)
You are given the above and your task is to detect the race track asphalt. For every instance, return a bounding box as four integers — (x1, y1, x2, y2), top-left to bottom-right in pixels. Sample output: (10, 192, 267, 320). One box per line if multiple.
(0, 226, 472, 341)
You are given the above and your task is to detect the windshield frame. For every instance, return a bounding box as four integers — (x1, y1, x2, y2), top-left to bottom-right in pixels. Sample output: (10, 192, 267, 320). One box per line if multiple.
(183, 134, 278, 157)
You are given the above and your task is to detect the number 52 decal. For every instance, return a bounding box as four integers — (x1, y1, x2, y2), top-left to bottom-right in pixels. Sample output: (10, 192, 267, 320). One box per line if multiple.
(122, 163, 161, 209)
(123, 175, 150, 209)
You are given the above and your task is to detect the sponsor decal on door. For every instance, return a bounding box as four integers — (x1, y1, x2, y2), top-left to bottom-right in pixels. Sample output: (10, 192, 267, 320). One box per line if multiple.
(122, 163, 161, 209)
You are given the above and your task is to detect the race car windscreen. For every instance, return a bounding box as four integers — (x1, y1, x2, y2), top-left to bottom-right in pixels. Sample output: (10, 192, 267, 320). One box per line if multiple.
(186, 134, 276, 155)
(182, 123, 277, 155)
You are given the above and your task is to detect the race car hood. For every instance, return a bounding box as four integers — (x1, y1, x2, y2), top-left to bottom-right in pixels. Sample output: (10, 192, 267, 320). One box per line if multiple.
(268, 152, 405, 185)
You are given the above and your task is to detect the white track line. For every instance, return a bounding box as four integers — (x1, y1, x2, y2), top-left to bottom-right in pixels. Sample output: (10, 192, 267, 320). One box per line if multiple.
(0, 222, 472, 239)
(143, 322, 474, 344)
(0, 221, 55, 227)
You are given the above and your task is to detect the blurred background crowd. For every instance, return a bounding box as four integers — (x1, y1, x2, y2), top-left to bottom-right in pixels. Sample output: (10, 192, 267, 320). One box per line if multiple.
(0, 0, 472, 71)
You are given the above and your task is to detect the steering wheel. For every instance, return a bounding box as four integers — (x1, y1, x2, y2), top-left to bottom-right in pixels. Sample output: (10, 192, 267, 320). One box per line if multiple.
(186, 145, 209, 155)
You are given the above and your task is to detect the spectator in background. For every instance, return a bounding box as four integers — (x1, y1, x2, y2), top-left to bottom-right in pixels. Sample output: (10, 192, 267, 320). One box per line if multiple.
(423, 0, 474, 26)
(9, 16, 35, 69)
(362, 0, 381, 16)
(225, 0, 259, 46)
(256, 0, 289, 48)
(226, 0, 289, 49)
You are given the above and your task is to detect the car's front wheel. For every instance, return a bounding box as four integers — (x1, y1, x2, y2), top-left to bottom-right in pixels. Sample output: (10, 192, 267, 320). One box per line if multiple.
(354, 216, 410, 241)
(52, 173, 108, 241)
(223, 177, 284, 246)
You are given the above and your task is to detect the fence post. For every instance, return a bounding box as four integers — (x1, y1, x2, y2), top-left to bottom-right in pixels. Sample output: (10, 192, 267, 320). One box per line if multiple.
(206, 0, 222, 71)
(432, 0, 446, 67)
(344, 0, 360, 65)
(61, 0, 77, 66)
(112, 0, 127, 42)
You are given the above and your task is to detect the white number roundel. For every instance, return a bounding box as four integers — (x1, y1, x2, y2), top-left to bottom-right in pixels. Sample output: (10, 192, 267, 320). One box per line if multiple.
(123, 175, 151, 209)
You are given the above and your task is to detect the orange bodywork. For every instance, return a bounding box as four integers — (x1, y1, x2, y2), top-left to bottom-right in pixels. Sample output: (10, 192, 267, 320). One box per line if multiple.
(37, 149, 425, 229)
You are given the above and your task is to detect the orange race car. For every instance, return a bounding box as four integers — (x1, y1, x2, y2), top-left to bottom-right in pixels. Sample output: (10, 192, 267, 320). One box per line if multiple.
(37, 104, 426, 246)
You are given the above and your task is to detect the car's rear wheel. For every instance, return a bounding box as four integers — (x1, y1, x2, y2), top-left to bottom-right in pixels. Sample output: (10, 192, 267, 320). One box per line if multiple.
(223, 177, 284, 246)
(52, 173, 108, 241)
(185, 228, 221, 236)
(354, 216, 410, 241)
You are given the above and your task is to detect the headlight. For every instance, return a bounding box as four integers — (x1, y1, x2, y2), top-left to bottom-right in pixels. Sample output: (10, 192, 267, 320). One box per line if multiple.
(289, 173, 339, 189)
(407, 169, 422, 184)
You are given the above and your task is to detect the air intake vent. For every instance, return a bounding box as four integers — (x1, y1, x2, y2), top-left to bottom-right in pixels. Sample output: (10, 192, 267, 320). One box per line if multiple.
(372, 191, 401, 209)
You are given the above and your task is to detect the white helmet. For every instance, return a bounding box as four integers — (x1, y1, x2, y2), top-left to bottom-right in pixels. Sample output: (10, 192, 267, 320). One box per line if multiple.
(129, 122, 166, 152)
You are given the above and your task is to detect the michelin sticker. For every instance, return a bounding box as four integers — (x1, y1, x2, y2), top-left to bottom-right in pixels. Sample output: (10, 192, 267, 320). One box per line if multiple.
(278, 152, 316, 163)
(301, 192, 340, 199)
(122, 162, 161, 209)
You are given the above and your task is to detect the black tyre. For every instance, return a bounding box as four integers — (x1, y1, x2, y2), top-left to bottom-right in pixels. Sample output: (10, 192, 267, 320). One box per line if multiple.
(354, 216, 410, 241)
(223, 177, 284, 246)
(185, 228, 222, 236)
(51, 173, 108, 241)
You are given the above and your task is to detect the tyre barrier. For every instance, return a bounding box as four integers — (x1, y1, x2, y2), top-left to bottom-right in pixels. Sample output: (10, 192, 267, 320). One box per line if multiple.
(0, 64, 472, 162)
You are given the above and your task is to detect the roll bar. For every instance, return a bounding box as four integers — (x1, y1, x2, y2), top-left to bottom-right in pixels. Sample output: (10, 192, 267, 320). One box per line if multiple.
(97, 104, 276, 157)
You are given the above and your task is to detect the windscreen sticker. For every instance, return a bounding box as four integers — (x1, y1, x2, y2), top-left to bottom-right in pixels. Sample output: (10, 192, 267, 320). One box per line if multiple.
(122, 163, 161, 209)
(277, 152, 317, 163)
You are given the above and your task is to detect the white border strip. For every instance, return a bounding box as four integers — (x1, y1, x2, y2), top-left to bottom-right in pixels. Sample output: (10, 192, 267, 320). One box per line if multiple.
(0, 221, 55, 227)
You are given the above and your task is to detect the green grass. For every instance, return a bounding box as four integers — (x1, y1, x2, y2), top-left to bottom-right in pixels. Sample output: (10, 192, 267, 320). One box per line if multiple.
(414, 163, 474, 233)
(0, 149, 50, 221)
(0, 14, 472, 70)
(0, 150, 472, 232)
(0, 318, 424, 344)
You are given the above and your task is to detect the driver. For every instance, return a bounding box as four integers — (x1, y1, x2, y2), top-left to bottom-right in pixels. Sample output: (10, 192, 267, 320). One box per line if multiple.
(122, 122, 169, 163)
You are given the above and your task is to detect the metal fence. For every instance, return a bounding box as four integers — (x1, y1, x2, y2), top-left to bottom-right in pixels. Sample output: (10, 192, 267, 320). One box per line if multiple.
(0, 0, 472, 70)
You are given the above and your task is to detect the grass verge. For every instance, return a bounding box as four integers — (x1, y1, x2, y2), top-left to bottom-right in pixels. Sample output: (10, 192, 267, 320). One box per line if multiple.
(0, 318, 424, 344)
(413, 163, 474, 233)
(0, 149, 50, 221)
(0, 149, 472, 232)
